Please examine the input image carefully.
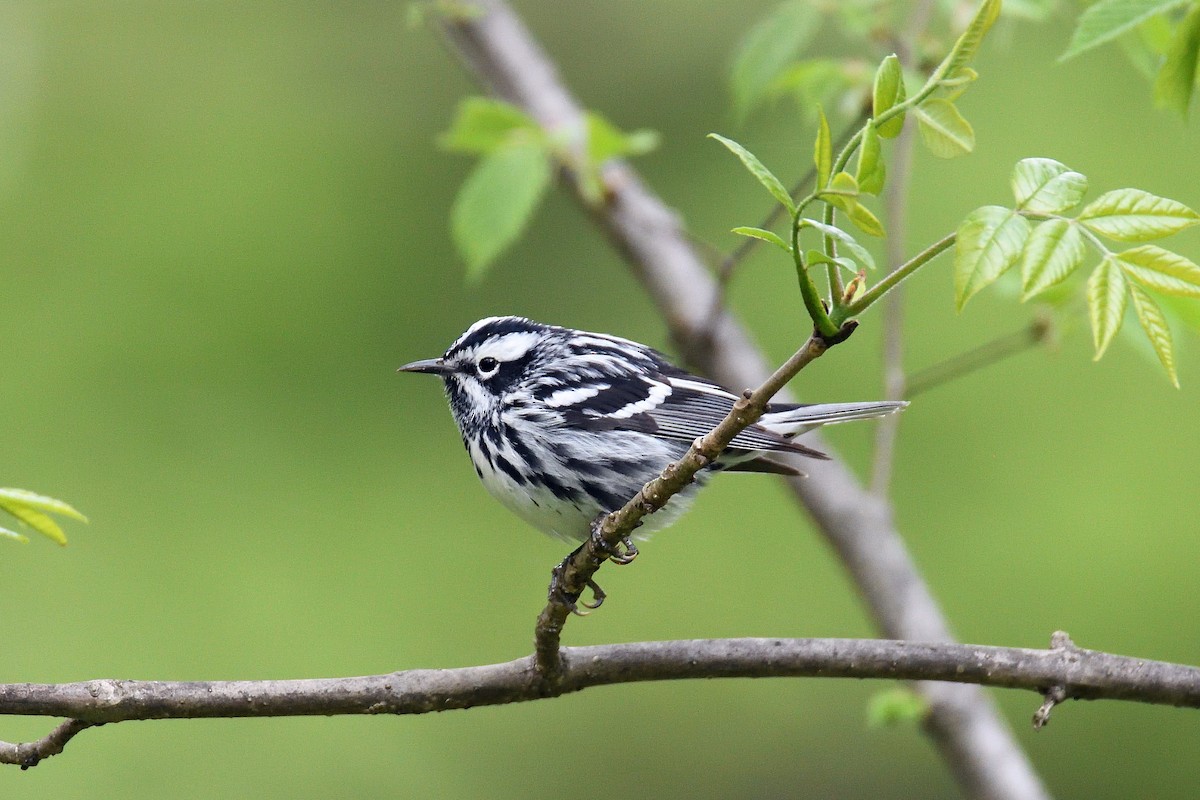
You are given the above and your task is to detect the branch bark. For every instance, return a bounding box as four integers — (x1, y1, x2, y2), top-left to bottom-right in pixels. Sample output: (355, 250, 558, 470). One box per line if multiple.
(438, 4, 1051, 799)
(4, 634, 1200, 766)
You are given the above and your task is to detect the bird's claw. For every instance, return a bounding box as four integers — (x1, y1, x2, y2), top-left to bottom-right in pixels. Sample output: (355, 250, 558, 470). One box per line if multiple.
(548, 561, 606, 616)
(588, 519, 640, 565)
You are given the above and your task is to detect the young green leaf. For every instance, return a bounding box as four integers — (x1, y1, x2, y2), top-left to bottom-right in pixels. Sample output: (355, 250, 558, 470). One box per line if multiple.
(847, 202, 886, 238)
(0, 525, 29, 543)
(1020, 219, 1087, 299)
(585, 112, 660, 164)
(0, 488, 89, 522)
(856, 119, 885, 195)
(935, 0, 1002, 77)
(955, 206, 1031, 309)
(730, 0, 821, 119)
(451, 140, 552, 280)
(799, 218, 877, 269)
(708, 133, 797, 215)
(1116, 245, 1200, 297)
(0, 501, 67, 546)
(814, 106, 833, 189)
(825, 170, 859, 208)
(867, 687, 930, 728)
(914, 100, 975, 159)
(1078, 188, 1200, 241)
(1060, 0, 1188, 61)
(1087, 255, 1130, 358)
(731, 226, 792, 253)
(1011, 158, 1088, 213)
(872, 54, 906, 138)
(1128, 283, 1179, 386)
(439, 97, 540, 154)
(1154, 2, 1200, 116)
(0, 488, 87, 546)
(803, 249, 857, 273)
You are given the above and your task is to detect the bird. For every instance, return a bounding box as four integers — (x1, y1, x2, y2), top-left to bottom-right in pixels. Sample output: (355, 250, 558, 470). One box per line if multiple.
(399, 316, 907, 548)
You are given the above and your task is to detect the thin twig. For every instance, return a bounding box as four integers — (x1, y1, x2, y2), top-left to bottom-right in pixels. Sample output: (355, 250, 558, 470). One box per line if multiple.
(0, 719, 96, 769)
(534, 331, 851, 678)
(870, 118, 918, 496)
(871, 0, 939, 497)
(906, 315, 1055, 398)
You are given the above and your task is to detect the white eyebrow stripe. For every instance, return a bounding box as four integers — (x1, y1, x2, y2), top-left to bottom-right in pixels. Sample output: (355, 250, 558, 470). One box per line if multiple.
(477, 332, 541, 362)
(544, 384, 608, 407)
(667, 376, 737, 399)
(607, 380, 671, 419)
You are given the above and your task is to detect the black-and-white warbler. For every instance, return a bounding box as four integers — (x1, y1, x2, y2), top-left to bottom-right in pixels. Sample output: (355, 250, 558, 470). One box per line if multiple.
(400, 316, 905, 543)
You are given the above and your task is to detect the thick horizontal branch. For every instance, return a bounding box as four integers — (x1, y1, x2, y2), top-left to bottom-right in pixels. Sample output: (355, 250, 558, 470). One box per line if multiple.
(2, 636, 1198, 733)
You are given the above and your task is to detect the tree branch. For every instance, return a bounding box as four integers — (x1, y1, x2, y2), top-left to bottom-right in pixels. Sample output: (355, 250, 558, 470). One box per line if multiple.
(438, 3, 1051, 799)
(0, 719, 96, 769)
(3, 634, 1199, 767)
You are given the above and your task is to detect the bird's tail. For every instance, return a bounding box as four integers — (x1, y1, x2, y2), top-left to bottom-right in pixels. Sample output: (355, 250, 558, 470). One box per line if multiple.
(761, 400, 908, 436)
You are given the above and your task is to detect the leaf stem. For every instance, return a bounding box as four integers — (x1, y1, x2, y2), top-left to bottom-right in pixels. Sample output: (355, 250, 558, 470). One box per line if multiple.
(838, 232, 957, 321)
(792, 214, 839, 336)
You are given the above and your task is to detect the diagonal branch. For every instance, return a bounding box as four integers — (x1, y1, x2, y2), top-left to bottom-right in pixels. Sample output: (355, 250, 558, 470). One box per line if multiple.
(438, 3, 1050, 799)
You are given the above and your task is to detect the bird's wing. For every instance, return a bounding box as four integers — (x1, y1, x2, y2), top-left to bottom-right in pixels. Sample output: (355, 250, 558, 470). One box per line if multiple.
(556, 368, 828, 460)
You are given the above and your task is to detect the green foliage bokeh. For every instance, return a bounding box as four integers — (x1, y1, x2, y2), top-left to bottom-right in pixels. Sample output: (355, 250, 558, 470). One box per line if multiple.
(2, 2, 1199, 798)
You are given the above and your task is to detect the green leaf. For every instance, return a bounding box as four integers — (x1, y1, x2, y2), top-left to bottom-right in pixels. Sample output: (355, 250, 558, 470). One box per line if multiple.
(0, 501, 67, 546)
(955, 206, 1031, 310)
(1078, 188, 1200, 241)
(867, 687, 930, 728)
(708, 133, 797, 215)
(1128, 283, 1180, 386)
(872, 54, 906, 138)
(1011, 158, 1088, 213)
(799, 218, 877, 270)
(730, 0, 821, 119)
(803, 249, 857, 273)
(439, 97, 539, 154)
(856, 119, 885, 195)
(585, 112, 659, 164)
(1154, 3, 1200, 116)
(451, 140, 551, 280)
(1087, 255, 1130, 358)
(936, 0, 1002, 77)
(914, 100, 975, 159)
(1116, 245, 1200, 297)
(847, 201, 886, 238)
(0, 488, 89, 522)
(1020, 219, 1087, 300)
(1060, 0, 1188, 61)
(0, 525, 30, 543)
(731, 226, 791, 253)
(814, 106, 832, 189)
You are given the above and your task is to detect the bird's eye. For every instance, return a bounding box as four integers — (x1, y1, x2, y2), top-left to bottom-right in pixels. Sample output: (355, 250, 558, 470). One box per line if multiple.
(477, 356, 500, 376)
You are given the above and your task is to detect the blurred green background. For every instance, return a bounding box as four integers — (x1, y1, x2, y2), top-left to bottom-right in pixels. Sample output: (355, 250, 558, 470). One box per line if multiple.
(2, 1, 1199, 798)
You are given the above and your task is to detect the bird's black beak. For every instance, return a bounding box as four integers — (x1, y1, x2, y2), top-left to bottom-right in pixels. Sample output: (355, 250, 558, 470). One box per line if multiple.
(397, 358, 452, 376)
